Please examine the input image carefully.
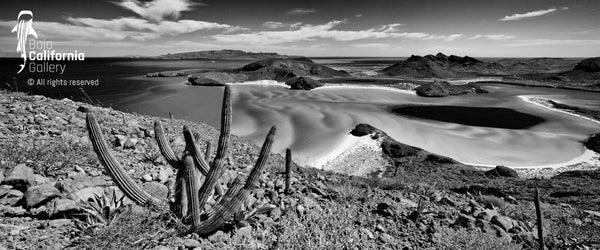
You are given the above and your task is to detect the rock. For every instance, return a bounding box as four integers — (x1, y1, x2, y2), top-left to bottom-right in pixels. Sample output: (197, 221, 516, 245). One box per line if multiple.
(270, 207, 282, 221)
(182, 239, 201, 249)
(157, 168, 173, 183)
(374, 202, 396, 217)
(208, 230, 229, 243)
(114, 135, 128, 147)
(414, 81, 486, 97)
(49, 218, 72, 227)
(24, 183, 61, 208)
(0, 185, 11, 198)
(187, 72, 243, 86)
(455, 214, 476, 229)
(123, 138, 139, 149)
(142, 182, 168, 200)
(285, 76, 323, 90)
(475, 209, 500, 221)
(350, 124, 377, 137)
(485, 166, 519, 178)
(48, 198, 80, 216)
(379, 233, 394, 243)
(490, 215, 518, 232)
(1, 164, 36, 190)
(359, 227, 374, 239)
(375, 224, 386, 233)
(68, 186, 104, 203)
(0, 189, 23, 206)
(236, 226, 253, 239)
(296, 204, 306, 215)
(142, 174, 153, 182)
(0, 205, 26, 216)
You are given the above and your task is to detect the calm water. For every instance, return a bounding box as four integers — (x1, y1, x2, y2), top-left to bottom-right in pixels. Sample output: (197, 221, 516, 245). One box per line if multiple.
(1, 58, 599, 168)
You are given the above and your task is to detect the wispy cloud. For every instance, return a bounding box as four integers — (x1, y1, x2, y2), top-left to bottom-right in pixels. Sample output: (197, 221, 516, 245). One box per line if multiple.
(0, 17, 241, 41)
(214, 20, 461, 44)
(349, 43, 390, 49)
(262, 21, 302, 29)
(500, 8, 567, 21)
(470, 34, 516, 40)
(502, 39, 600, 47)
(114, 0, 200, 22)
(285, 8, 317, 16)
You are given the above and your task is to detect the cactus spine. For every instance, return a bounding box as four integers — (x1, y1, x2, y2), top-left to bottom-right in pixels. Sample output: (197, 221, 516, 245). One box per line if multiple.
(86, 85, 276, 235)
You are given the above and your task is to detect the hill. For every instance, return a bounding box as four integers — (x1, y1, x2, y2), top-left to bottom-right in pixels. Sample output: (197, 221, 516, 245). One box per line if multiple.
(379, 53, 506, 78)
(154, 49, 288, 60)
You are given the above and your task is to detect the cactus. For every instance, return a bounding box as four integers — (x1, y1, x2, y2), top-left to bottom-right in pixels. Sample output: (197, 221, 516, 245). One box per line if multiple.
(534, 181, 545, 250)
(285, 148, 292, 194)
(85, 85, 276, 235)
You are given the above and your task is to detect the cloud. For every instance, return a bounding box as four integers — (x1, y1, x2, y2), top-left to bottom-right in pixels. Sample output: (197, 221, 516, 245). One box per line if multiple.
(114, 0, 200, 22)
(213, 20, 461, 44)
(355, 14, 363, 18)
(499, 8, 564, 21)
(470, 34, 516, 40)
(285, 8, 317, 16)
(262, 21, 302, 29)
(502, 39, 600, 47)
(443, 34, 462, 42)
(0, 16, 241, 42)
(349, 43, 390, 49)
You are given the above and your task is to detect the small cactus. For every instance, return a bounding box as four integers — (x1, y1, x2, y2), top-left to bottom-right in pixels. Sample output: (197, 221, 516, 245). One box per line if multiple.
(86, 85, 276, 235)
(285, 148, 292, 194)
(534, 181, 545, 250)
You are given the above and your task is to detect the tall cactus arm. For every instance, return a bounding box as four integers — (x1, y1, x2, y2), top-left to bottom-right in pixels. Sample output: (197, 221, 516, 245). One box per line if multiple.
(183, 126, 225, 196)
(86, 113, 168, 211)
(191, 126, 276, 235)
(154, 120, 180, 169)
(285, 148, 292, 194)
(195, 85, 232, 207)
(183, 154, 202, 226)
(184, 126, 211, 175)
(211, 85, 232, 172)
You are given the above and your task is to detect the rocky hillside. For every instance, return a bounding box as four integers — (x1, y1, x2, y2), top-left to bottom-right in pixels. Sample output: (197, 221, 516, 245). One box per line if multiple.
(154, 50, 288, 60)
(1, 91, 600, 249)
(379, 53, 506, 78)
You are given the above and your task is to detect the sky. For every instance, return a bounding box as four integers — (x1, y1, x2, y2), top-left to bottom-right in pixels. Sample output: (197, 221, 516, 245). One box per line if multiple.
(0, 0, 599, 57)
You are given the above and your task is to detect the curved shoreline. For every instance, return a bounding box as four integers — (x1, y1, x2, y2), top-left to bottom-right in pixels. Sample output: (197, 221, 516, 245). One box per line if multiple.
(518, 95, 600, 126)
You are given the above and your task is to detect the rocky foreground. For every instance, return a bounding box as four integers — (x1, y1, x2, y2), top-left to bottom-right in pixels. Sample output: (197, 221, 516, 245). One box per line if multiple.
(1, 90, 600, 249)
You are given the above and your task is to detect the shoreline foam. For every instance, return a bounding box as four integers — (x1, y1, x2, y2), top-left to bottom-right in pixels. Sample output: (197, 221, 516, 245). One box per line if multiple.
(518, 95, 600, 126)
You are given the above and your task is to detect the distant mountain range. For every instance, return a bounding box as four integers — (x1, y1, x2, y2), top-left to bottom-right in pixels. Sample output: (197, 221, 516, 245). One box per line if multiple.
(154, 49, 290, 60)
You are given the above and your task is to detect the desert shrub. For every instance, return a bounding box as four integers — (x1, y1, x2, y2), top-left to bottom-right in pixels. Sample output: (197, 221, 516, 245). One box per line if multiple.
(476, 195, 507, 211)
(0, 137, 97, 177)
(74, 210, 181, 250)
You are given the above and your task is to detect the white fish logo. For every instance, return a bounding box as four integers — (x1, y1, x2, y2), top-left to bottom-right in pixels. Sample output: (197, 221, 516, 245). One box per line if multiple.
(11, 10, 38, 74)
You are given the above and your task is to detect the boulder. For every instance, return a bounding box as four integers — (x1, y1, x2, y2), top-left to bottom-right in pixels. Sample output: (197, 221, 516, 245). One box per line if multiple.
(490, 215, 518, 232)
(350, 124, 377, 137)
(415, 81, 450, 97)
(0, 189, 23, 206)
(142, 182, 168, 200)
(485, 166, 519, 178)
(1, 164, 36, 190)
(24, 183, 61, 208)
(285, 76, 323, 90)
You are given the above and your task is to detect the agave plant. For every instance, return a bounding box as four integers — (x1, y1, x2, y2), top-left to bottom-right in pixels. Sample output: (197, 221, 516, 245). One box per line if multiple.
(85, 85, 277, 235)
(80, 188, 127, 225)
